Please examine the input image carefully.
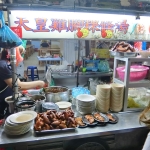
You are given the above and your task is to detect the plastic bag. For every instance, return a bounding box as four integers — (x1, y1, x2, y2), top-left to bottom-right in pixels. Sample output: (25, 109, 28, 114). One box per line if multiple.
(72, 87, 90, 98)
(16, 47, 23, 66)
(22, 40, 27, 49)
(139, 102, 150, 126)
(50, 78, 55, 86)
(0, 11, 22, 48)
(46, 68, 51, 86)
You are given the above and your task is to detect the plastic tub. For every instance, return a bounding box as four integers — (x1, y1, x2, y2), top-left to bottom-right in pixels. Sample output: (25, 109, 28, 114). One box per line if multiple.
(116, 65, 149, 82)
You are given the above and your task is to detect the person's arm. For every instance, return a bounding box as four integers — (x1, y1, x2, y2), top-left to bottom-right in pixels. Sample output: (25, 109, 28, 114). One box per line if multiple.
(1, 61, 45, 90)
(4, 78, 45, 90)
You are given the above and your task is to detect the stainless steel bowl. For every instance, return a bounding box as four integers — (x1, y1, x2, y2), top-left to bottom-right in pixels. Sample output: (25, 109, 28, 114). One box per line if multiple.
(44, 86, 70, 103)
(15, 100, 36, 112)
(30, 95, 46, 113)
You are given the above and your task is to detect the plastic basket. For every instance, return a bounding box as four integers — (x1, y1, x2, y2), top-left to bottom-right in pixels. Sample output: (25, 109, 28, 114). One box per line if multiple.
(116, 65, 149, 82)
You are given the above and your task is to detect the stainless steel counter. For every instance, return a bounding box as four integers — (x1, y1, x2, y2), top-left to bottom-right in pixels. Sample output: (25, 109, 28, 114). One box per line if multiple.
(52, 71, 113, 79)
(0, 111, 148, 148)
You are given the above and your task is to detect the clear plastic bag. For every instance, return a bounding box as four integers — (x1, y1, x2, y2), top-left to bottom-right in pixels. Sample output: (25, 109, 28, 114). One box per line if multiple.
(98, 60, 110, 72)
(0, 11, 22, 48)
(46, 68, 52, 86)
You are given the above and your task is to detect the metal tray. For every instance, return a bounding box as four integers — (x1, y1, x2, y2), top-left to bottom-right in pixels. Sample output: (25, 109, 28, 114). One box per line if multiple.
(110, 51, 138, 58)
(82, 115, 98, 126)
(106, 113, 118, 124)
(34, 128, 76, 136)
(93, 113, 109, 123)
(97, 122, 107, 126)
(75, 117, 88, 128)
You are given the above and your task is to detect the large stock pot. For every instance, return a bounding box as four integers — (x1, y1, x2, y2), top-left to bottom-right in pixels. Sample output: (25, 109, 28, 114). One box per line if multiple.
(43, 86, 70, 103)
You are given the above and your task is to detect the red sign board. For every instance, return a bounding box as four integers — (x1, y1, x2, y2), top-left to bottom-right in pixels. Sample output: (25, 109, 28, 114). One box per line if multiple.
(10, 27, 22, 38)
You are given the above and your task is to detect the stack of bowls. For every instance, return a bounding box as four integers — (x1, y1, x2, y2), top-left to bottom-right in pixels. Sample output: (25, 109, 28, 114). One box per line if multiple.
(96, 84, 111, 113)
(110, 83, 124, 112)
(76, 94, 95, 115)
(4, 111, 37, 135)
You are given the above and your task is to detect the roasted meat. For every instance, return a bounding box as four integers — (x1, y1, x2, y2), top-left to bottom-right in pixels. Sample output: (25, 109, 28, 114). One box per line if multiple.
(34, 109, 76, 131)
(111, 41, 136, 52)
(106, 114, 116, 122)
(94, 113, 104, 122)
(85, 115, 95, 124)
(75, 117, 85, 126)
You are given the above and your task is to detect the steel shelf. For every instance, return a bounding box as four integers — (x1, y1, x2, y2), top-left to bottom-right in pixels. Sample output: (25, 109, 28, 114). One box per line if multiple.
(113, 57, 150, 112)
(115, 57, 150, 62)
(52, 71, 113, 79)
(113, 78, 150, 88)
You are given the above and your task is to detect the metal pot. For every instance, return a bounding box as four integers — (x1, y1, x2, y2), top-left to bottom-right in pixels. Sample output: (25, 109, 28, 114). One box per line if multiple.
(15, 100, 36, 112)
(67, 65, 74, 73)
(30, 95, 46, 113)
(18, 96, 30, 101)
(44, 86, 70, 103)
(5, 96, 15, 114)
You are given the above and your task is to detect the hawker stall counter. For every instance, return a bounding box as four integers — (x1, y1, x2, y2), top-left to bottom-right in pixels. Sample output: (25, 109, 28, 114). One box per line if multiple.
(0, 112, 148, 150)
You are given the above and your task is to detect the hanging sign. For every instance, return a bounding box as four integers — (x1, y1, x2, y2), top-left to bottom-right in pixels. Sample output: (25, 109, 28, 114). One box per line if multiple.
(10, 27, 22, 38)
(9, 10, 150, 40)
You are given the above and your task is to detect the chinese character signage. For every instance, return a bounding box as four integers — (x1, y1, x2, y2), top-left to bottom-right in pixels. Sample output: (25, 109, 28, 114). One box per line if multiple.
(9, 11, 150, 40)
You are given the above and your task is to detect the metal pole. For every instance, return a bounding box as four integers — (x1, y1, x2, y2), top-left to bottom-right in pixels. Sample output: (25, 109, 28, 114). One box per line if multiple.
(76, 40, 80, 87)
(10, 48, 18, 101)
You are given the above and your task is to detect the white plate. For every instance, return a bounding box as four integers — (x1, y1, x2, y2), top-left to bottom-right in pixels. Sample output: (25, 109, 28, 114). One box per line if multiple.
(55, 102, 72, 109)
(4, 127, 31, 135)
(9, 111, 37, 124)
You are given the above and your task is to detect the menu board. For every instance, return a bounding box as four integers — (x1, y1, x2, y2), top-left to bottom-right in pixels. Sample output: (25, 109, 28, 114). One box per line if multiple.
(9, 10, 150, 40)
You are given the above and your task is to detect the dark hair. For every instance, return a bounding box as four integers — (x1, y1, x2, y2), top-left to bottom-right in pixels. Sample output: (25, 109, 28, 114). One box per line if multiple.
(1, 49, 9, 61)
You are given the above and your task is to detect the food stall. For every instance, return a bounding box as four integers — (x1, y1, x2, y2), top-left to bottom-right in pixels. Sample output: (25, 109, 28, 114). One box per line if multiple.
(1, 1, 150, 149)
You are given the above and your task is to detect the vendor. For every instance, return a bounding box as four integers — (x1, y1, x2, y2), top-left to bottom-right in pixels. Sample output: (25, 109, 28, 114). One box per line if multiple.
(0, 48, 45, 119)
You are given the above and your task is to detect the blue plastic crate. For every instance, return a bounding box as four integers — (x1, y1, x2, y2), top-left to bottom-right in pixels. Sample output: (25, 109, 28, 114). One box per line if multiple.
(84, 59, 100, 71)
